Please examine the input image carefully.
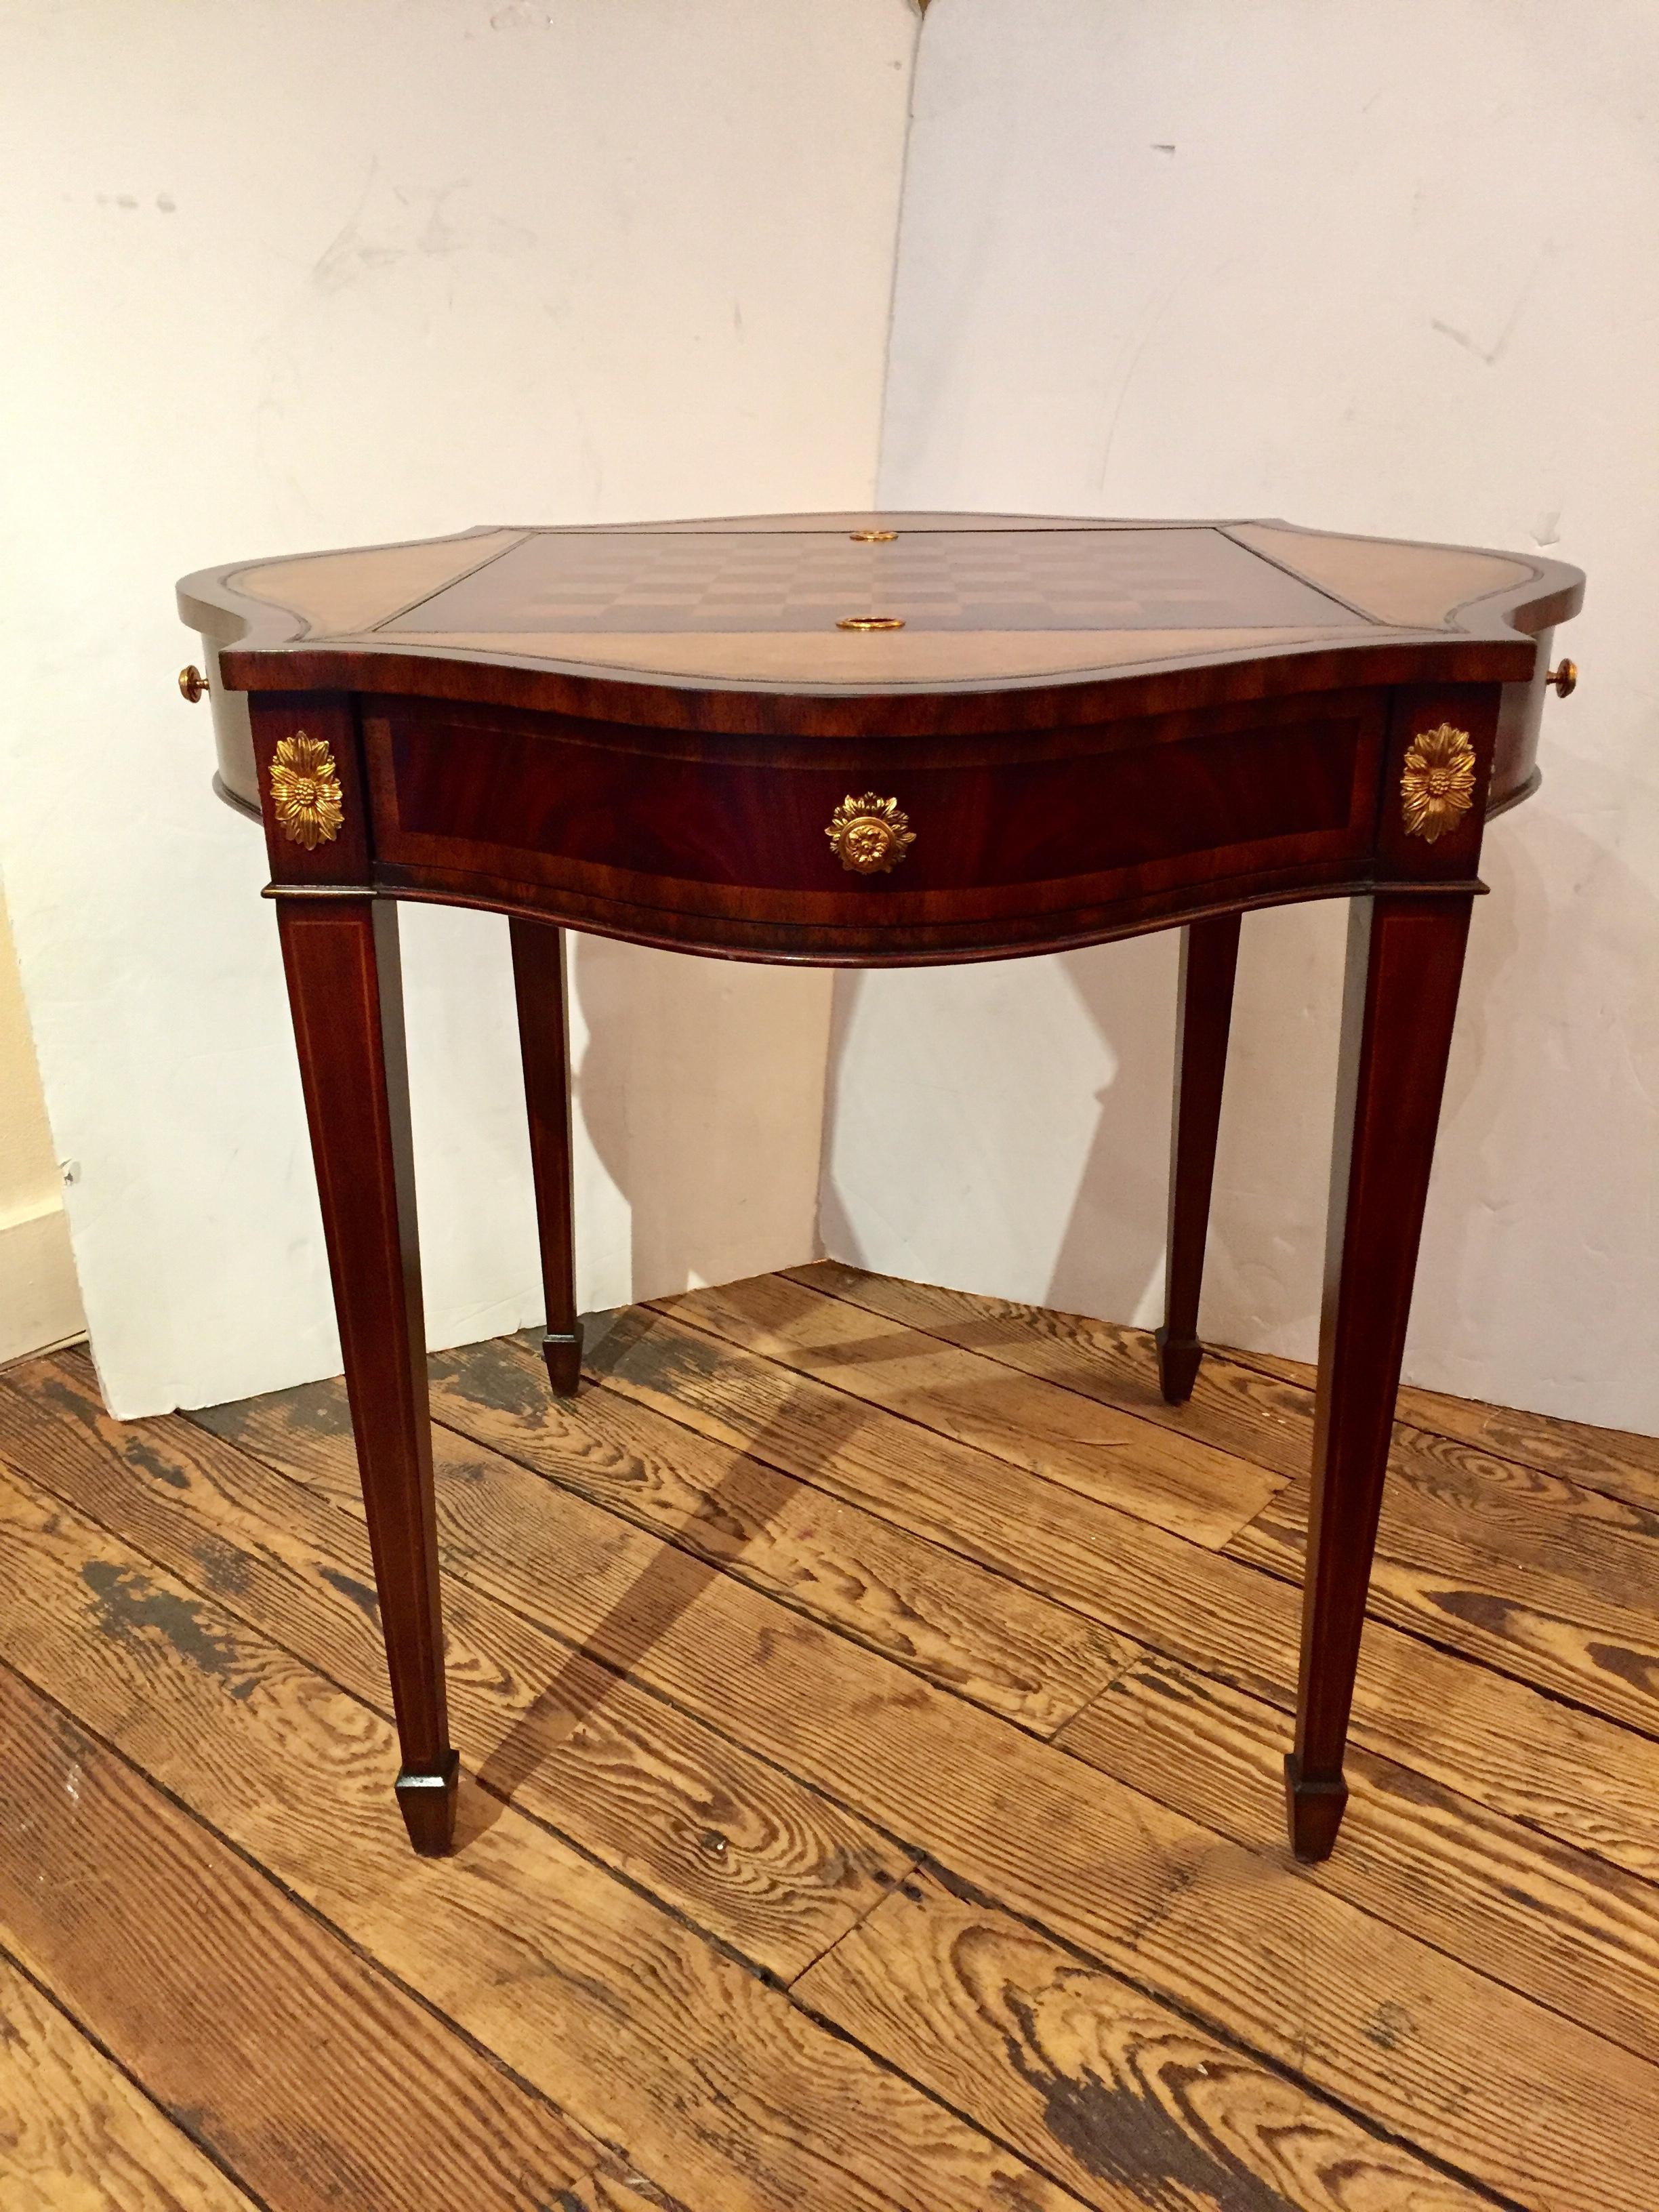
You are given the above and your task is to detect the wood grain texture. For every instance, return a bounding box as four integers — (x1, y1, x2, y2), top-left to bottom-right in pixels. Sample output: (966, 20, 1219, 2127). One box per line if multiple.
(422, 1329, 1131, 1734)
(189, 511, 1583, 739)
(798, 1265, 1659, 1757)
(794, 1259, 1659, 1524)
(209, 515, 1583, 1884)
(1225, 1339, 1659, 1515)
(648, 1271, 1282, 1548)
(797, 1868, 1491, 2212)
(0, 1666, 626, 2212)
(0, 1351, 903, 1983)
(0, 1952, 261, 2212)
(195, 510, 1570, 966)
(1391, 1387, 1659, 1506)
(586, 1290, 1659, 1881)
(168, 1371, 1659, 2212)
(188, 1328, 1121, 1743)
(783, 1260, 1334, 1482)
(0, 1462, 1092, 2212)
(1058, 1651, 1659, 2071)
(11, 1265, 1658, 2212)
(1232, 1450, 1659, 1740)
(804, 1262, 1659, 1615)
(367, 687, 1385, 960)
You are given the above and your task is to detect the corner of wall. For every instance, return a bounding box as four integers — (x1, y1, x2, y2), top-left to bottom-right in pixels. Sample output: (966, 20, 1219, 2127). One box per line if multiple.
(0, 887, 84, 1363)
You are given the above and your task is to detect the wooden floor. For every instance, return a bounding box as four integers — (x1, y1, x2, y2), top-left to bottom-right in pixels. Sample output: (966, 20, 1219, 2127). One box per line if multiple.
(4, 1265, 1659, 2212)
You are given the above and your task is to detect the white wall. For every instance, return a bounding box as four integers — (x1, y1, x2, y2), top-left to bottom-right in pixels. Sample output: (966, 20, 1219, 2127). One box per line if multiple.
(0, 0, 916, 1416)
(829, 0, 1659, 1431)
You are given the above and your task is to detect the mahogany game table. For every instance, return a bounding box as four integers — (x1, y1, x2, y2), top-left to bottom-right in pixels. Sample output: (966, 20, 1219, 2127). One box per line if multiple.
(178, 511, 1584, 1862)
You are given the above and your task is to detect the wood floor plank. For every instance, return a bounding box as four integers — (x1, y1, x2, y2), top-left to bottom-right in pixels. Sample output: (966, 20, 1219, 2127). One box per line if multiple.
(1221, 1337, 1659, 1512)
(0, 1353, 905, 1984)
(785, 1261, 1317, 1485)
(794, 1261, 1655, 1571)
(798, 1261, 1659, 1517)
(0, 1673, 630, 2212)
(796, 1868, 1491, 2212)
(0, 1464, 1096, 2212)
(459, 1328, 1139, 1735)
(652, 1271, 1283, 1549)
(1229, 1462, 1659, 1741)
(0, 1952, 262, 2212)
(1254, 1432, 1659, 1616)
(1393, 1387, 1659, 1505)
(167, 1374, 1659, 2212)
(188, 1331, 1132, 1738)
(535, 1302, 1659, 1883)
(28, 1273, 1650, 2212)
(795, 1265, 1659, 1734)
(1056, 1650, 1659, 2070)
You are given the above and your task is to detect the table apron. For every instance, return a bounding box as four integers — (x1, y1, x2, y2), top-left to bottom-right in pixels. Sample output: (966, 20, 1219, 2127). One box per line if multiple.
(356, 689, 1404, 960)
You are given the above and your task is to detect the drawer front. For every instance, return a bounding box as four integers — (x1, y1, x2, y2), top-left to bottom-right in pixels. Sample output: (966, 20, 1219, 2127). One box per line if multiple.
(366, 691, 1384, 933)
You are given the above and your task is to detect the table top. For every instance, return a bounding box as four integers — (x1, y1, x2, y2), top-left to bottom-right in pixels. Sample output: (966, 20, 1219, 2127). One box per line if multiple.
(180, 512, 1582, 712)
(185, 511, 1586, 965)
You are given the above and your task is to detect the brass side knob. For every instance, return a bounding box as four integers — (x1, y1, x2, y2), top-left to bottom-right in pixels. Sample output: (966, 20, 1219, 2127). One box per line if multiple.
(179, 663, 209, 703)
(1547, 658, 1577, 697)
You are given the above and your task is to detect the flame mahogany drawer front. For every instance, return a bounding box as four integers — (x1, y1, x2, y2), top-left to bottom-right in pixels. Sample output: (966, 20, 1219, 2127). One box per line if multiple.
(180, 510, 1583, 1866)
(363, 690, 1388, 954)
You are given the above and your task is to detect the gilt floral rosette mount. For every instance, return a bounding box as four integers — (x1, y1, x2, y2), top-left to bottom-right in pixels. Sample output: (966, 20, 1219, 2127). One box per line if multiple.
(269, 731, 344, 849)
(1401, 722, 1477, 842)
(827, 792, 916, 875)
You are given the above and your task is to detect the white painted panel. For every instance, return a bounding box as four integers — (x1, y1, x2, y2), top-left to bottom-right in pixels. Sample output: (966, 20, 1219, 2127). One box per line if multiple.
(850, 0, 1658, 1431)
(0, 0, 914, 1415)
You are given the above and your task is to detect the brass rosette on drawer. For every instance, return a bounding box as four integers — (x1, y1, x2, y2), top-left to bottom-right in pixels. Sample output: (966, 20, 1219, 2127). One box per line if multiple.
(826, 792, 915, 875)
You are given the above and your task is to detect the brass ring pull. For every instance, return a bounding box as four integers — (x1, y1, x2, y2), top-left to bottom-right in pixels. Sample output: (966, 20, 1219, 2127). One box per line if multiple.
(837, 615, 905, 632)
(848, 530, 897, 542)
(1547, 658, 1577, 697)
(178, 663, 209, 703)
(827, 793, 915, 874)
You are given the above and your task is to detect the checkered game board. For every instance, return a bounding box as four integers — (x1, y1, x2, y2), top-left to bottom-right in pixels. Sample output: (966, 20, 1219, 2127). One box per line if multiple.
(382, 526, 1357, 636)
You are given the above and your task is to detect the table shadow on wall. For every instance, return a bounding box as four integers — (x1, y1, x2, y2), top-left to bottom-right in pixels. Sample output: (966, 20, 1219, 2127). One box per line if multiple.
(567, 930, 832, 1309)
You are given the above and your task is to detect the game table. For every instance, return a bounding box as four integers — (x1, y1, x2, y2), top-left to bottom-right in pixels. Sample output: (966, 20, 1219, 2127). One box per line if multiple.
(178, 510, 1583, 1861)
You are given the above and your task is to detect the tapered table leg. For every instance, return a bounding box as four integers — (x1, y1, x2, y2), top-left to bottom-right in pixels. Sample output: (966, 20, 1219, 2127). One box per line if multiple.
(276, 895, 457, 1855)
(1155, 913, 1242, 1404)
(510, 917, 582, 1395)
(1287, 891, 1473, 1861)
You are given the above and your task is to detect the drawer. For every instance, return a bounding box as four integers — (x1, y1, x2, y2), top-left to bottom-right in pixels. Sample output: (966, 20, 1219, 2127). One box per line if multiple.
(362, 691, 1388, 955)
